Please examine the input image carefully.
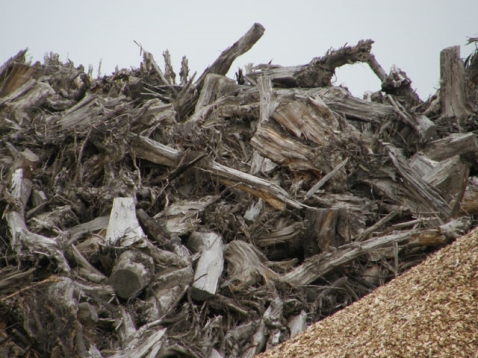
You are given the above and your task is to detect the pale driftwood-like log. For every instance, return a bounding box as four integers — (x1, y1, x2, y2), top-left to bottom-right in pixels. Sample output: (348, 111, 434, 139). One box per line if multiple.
(421, 132, 478, 162)
(223, 240, 278, 291)
(69, 244, 106, 283)
(357, 211, 399, 242)
(176, 23, 265, 119)
(253, 76, 345, 175)
(256, 222, 303, 247)
(142, 266, 192, 322)
(307, 86, 395, 123)
(188, 231, 224, 301)
(59, 93, 128, 130)
(105, 197, 146, 247)
(281, 230, 420, 287)
(196, 23, 265, 85)
(0, 49, 29, 95)
(194, 74, 237, 113)
(206, 161, 302, 210)
(281, 218, 468, 287)
(109, 250, 154, 299)
(440, 45, 473, 120)
(248, 40, 375, 88)
(420, 155, 470, 214)
(5, 168, 70, 273)
(0, 79, 55, 123)
(66, 215, 109, 244)
(157, 195, 221, 217)
(287, 310, 307, 338)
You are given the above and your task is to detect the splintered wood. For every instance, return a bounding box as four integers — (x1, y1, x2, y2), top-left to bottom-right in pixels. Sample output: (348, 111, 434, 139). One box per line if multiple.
(0, 22, 477, 357)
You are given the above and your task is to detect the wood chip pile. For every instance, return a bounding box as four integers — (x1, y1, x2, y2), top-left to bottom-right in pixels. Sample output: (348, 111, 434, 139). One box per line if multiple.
(259, 225, 478, 357)
(0, 24, 477, 357)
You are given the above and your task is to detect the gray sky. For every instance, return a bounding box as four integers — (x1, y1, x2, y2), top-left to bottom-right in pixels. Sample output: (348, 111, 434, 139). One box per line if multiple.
(2, 0, 477, 99)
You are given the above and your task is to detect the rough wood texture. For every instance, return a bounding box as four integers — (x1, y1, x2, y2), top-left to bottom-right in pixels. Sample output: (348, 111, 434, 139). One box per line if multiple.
(109, 250, 154, 299)
(188, 231, 224, 301)
(0, 24, 477, 358)
(440, 45, 473, 120)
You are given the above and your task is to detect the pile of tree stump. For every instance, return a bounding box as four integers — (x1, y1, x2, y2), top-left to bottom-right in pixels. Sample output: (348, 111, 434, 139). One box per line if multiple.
(0, 23, 477, 357)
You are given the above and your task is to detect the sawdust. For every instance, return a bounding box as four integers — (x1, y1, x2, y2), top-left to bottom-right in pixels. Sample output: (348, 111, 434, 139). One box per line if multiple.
(260, 227, 478, 357)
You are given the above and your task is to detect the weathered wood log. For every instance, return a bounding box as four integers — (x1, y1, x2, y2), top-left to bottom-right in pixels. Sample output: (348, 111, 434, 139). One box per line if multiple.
(387, 146, 451, 222)
(387, 95, 436, 142)
(280, 218, 468, 287)
(248, 40, 375, 88)
(137, 208, 172, 248)
(67, 215, 109, 244)
(0, 79, 55, 123)
(141, 266, 192, 322)
(223, 240, 278, 291)
(105, 197, 146, 247)
(187, 231, 224, 301)
(252, 76, 351, 175)
(5, 168, 70, 272)
(287, 310, 307, 338)
(0, 49, 29, 95)
(175, 23, 265, 119)
(109, 250, 154, 299)
(440, 46, 473, 120)
(421, 132, 478, 162)
(59, 93, 129, 130)
(303, 208, 345, 256)
(194, 74, 237, 113)
(381, 66, 421, 106)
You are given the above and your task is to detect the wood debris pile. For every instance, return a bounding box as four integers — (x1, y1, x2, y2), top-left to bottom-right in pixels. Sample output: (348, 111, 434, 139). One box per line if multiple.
(0, 24, 477, 357)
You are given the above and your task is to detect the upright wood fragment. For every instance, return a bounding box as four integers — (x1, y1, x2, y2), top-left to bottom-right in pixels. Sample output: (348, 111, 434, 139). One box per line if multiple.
(287, 310, 307, 338)
(440, 46, 473, 120)
(105, 197, 146, 247)
(188, 231, 224, 301)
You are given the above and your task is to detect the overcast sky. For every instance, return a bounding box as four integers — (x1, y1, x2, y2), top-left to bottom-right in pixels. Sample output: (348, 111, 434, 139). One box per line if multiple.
(2, 0, 477, 99)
